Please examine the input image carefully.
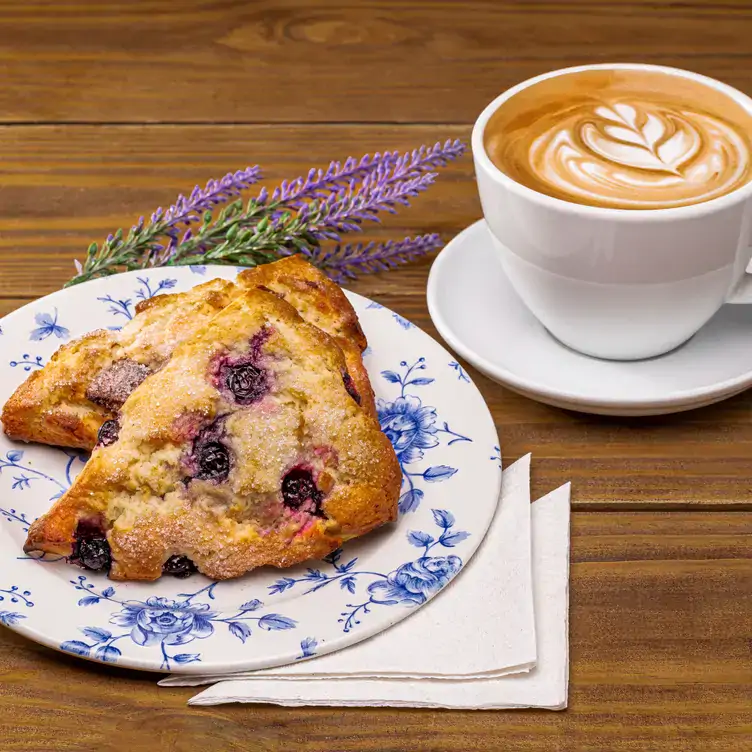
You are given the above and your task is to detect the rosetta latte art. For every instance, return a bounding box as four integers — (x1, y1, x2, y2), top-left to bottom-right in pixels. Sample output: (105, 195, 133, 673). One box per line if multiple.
(528, 101, 751, 209)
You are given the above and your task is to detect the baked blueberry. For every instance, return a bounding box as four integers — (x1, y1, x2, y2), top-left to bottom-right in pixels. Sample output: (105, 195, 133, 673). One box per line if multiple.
(185, 420, 232, 483)
(74, 517, 106, 540)
(213, 349, 269, 406)
(196, 441, 231, 481)
(282, 468, 324, 514)
(97, 419, 119, 447)
(71, 518, 111, 572)
(75, 538, 112, 572)
(224, 363, 265, 404)
(162, 555, 198, 578)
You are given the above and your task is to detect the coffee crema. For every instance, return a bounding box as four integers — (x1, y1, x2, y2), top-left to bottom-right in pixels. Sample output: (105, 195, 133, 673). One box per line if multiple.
(484, 69, 752, 209)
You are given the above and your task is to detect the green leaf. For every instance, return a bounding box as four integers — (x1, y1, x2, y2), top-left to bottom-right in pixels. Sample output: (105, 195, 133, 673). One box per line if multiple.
(220, 200, 242, 222)
(291, 237, 311, 251)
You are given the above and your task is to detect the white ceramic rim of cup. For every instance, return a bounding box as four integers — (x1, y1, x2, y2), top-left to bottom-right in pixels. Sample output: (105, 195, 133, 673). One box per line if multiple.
(471, 62, 752, 220)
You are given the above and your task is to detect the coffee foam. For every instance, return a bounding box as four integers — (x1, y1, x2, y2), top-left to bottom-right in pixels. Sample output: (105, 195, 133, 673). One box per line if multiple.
(484, 69, 752, 209)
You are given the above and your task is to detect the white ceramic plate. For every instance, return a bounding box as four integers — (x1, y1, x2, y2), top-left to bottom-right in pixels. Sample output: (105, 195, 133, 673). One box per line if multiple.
(0, 267, 500, 673)
(427, 220, 752, 416)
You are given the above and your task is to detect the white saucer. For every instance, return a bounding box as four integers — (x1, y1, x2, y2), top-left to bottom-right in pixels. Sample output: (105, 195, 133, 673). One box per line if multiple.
(427, 220, 752, 416)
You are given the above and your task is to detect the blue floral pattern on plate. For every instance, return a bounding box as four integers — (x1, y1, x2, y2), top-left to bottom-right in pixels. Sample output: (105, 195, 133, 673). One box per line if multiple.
(0, 266, 500, 673)
(0, 584, 34, 627)
(9, 354, 44, 372)
(267, 508, 468, 632)
(449, 360, 470, 382)
(98, 276, 177, 322)
(356, 511, 464, 623)
(491, 445, 502, 468)
(296, 637, 318, 660)
(0, 449, 86, 532)
(62, 579, 296, 669)
(378, 358, 470, 513)
(29, 308, 69, 342)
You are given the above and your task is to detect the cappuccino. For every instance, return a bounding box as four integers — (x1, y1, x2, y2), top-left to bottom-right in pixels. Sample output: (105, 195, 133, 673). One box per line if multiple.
(484, 69, 752, 209)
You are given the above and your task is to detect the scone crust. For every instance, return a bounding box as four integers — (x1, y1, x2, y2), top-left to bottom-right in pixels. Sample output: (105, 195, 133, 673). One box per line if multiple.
(238, 256, 367, 350)
(25, 289, 400, 581)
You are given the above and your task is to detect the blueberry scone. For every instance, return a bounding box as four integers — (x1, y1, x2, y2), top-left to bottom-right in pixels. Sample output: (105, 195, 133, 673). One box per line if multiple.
(1, 277, 237, 449)
(23, 289, 400, 580)
(2, 257, 374, 449)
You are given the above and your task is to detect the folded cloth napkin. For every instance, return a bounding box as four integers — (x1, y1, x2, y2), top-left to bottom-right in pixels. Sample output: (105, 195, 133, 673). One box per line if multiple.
(162, 455, 571, 710)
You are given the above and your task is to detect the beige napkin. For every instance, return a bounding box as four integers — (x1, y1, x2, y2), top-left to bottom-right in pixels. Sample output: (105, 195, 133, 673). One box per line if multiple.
(161, 455, 571, 709)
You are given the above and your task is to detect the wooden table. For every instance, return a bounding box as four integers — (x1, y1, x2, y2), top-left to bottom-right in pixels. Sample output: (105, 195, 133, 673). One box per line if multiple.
(0, 2, 750, 750)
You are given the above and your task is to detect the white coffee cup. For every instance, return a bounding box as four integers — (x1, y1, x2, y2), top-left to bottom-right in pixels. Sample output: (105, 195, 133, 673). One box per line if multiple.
(472, 63, 752, 361)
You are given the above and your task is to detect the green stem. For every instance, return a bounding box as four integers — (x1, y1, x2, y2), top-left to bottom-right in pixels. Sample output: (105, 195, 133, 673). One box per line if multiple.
(66, 178, 350, 285)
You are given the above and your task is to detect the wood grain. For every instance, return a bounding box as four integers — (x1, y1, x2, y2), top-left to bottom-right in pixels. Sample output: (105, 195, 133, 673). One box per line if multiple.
(0, 124, 472, 297)
(0, 512, 749, 751)
(1, 2, 751, 747)
(0, 1, 751, 124)
(0, 124, 751, 509)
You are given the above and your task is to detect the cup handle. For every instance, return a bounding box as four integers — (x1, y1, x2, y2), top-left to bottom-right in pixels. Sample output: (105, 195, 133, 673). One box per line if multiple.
(727, 259, 752, 304)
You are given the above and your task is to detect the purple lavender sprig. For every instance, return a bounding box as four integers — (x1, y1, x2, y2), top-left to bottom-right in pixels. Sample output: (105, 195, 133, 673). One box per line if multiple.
(66, 140, 465, 285)
(168, 140, 464, 265)
(67, 167, 261, 286)
(260, 151, 404, 208)
(259, 139, 465, 211)
(149, 167, 262, 266)
(167, 172, 439, 266)
(308, 234, 444, 283)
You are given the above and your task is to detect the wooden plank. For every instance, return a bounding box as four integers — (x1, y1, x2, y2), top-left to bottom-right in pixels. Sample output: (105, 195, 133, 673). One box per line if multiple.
(1, 124, 751, 509)
(1, 1, 749, 746)
(0, 124, 473, 297)
(0, 512, 749, 751)
(0, 1, 751, 123)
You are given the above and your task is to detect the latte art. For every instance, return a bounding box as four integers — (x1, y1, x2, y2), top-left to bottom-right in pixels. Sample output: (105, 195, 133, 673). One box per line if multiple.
(529, 101, 750, 208)
(484, 69, 752, 209)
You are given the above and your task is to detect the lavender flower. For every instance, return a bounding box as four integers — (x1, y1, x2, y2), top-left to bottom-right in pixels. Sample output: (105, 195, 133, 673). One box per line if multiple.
(259, 139, 464, 211)
(171, 140, 463, 262)
(66, 141, 465, 287)
(163, 167, 262, 224)
(149, 167, 262, 265)
(291, 171, 439, 239)
(309, 234, 444, 283)
(259, 151, 403, 208)
(171, 171, 440, 267)
(71, 167, 261, 284)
